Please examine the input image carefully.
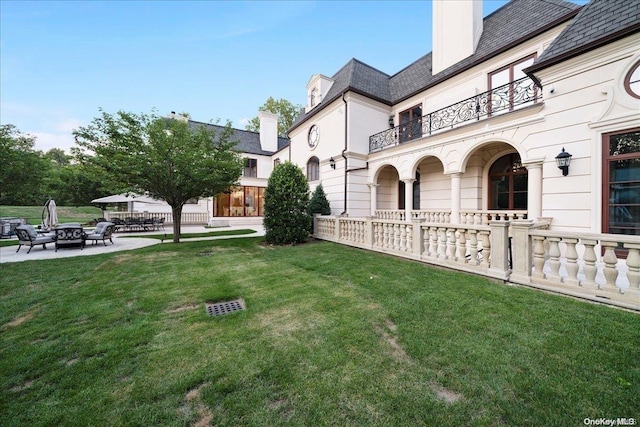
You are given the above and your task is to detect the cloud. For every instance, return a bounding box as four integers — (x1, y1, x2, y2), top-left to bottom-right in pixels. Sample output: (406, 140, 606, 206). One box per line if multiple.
(30, 131, 77, 154)
(55, 118, 83, 133)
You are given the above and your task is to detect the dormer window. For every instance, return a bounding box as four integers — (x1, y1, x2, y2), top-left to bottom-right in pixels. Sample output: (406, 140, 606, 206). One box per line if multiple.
(306, 74, 334, 113)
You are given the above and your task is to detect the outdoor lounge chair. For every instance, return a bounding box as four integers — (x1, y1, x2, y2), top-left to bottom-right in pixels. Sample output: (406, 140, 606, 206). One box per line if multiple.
(85, 222, 115, 246)
(54, 224, 86, 252)
(14, 225, 56, 254)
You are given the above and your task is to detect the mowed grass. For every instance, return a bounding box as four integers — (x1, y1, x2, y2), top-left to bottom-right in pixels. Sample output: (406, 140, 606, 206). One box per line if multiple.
(1, 238, 638, 426)
(0, 205, 102, 225)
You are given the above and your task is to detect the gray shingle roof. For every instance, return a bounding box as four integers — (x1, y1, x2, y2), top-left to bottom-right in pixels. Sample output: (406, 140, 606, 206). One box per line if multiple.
(290, 0, 580, 133)
(189, 120, 289, 156)
(528, 0, 640, 73)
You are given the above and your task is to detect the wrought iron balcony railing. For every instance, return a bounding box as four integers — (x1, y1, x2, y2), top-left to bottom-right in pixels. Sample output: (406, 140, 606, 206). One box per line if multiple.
(369, 77, 541, 152)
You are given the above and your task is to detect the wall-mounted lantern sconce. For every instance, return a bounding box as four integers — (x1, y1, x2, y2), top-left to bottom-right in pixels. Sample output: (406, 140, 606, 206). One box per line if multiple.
(329, 157, 336, 170)
(388, 115, 395, 128)
(555, 147, 572, 176)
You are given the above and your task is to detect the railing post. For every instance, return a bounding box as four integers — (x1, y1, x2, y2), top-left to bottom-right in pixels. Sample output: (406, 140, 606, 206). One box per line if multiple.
(488, 221, 511, 280)
(365, 217, 374, 249)
(509, 220, 535, 284)
(334, 215, 341, 241)
(313, 213, 319, 236)
(412, 218, 424, 258)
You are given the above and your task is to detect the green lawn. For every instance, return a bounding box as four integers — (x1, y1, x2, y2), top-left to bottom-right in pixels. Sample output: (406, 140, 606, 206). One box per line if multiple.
(0, 205, 102, 226)
(1, 238, 638, 426)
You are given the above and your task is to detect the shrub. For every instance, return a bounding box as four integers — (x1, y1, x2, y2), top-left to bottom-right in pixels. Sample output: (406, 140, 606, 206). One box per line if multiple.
(308, 183, 331, 216)
(264, 162, 311, 244)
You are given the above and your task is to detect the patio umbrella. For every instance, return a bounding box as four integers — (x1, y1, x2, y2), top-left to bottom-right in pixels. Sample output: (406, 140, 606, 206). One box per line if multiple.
(42, 199, 58, 230)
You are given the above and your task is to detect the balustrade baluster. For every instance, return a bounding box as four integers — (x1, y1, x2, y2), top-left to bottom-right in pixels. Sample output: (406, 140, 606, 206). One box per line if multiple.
(447, 229, 457, 261)
(400, 225, 407, 252)
(383, 223, 389, 249)
(438, 228, 447, 260)
(428, 227, 437, 258)
(624, 244, 640, 295)
(468, 229, 479, 266)
(422, 227, 429, 257)
(478, 230, 490, 268)
(563, 238, 580, 287)
(601, 242, 620, 292)
(581, 239, 598, 289)
(393, 224, 400, 251)
(546, 237, 562, 282)
(456, 229, 466, 264)
(406, 225, 412, 253)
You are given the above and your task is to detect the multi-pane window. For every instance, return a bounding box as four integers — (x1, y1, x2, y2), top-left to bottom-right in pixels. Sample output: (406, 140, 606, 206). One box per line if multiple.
(214, 186, 265, 217)
(489, 153, 528, 210)
(310, 88, 318, 107)
(244, 158, 257, 177)
(602, 129, 640, 236)
(307, 156, 320, 181)
(399, 105, 423, 143)
(273, 158, 281, 168)
(488, 54, 537, 115)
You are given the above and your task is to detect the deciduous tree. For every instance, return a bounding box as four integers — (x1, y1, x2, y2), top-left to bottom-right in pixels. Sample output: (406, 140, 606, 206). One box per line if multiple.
(0, 124, 49, 205)
(73, 110, 244, 242)
(245, 97, 302, 137)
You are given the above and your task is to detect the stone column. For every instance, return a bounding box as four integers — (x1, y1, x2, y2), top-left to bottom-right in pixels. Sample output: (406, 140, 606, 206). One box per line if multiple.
(403, 178, 415, 222)
(526, 161, 543, 220)
(449, 173, 462, 225)
(510, 220, 535, 285)
(368, 183, 378, 217)
(488, 221, 511, 280)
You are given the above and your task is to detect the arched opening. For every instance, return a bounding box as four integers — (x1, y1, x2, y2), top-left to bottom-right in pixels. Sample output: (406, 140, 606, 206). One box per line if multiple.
(399, 171, 420, 210)
(488, 153, 528, 210)
(375, 165, 401, 210)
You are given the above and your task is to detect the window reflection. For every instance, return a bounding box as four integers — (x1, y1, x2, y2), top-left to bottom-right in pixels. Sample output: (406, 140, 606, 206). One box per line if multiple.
(214, 186, 265, 217)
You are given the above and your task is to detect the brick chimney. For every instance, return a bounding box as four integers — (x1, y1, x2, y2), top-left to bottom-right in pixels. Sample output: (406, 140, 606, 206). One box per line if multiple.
(432, 0, 483, 75)
(259, 110, 278, 152)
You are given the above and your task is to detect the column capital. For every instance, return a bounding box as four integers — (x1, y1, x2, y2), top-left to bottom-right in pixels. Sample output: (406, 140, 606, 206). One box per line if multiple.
(522, 158, 544, 169)
(445, 172, 463, 178)
(368, 183, 379, 188)
(402, 178, 416, 184)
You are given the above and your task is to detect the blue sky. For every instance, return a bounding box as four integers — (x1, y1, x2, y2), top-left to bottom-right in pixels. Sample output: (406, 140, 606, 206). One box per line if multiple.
(1, 0, 587, 153)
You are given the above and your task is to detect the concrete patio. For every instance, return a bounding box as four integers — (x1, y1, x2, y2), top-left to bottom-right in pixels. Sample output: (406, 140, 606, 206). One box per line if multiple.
(0, 225, 264, 264)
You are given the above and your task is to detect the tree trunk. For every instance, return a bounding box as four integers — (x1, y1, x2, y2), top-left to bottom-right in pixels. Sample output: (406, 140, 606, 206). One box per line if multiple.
(171, 205, 183, 243)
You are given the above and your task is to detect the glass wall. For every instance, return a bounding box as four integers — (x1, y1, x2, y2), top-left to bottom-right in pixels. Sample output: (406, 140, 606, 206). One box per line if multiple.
(214, 186, 265, 217)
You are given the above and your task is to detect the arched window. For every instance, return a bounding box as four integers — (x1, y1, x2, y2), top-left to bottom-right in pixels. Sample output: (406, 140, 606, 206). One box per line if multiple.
(307, 157, 320, 181)
(489, 153, 527, 210)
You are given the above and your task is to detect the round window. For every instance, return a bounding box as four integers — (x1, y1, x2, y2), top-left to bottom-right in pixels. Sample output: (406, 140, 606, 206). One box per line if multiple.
(624, 60, 640, 99)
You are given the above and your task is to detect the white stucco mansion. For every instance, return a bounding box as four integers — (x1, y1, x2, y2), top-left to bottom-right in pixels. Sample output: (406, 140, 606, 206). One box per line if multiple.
(113, 0, 640, 309)
(285, 0, 639, 310)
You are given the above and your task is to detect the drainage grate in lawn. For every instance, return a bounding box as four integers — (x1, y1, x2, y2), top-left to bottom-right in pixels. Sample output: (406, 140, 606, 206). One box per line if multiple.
(206, 299, 245, 317)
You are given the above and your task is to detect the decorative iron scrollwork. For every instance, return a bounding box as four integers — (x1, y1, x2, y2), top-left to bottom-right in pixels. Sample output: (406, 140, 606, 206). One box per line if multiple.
(369, 77, 540, 152)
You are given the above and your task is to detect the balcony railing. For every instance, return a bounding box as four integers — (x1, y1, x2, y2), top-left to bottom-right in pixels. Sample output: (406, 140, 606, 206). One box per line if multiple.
(369, 77, 541, 152)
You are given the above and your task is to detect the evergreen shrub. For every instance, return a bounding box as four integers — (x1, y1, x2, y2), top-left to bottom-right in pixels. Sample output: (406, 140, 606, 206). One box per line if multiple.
(264, 162, 311, 244)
